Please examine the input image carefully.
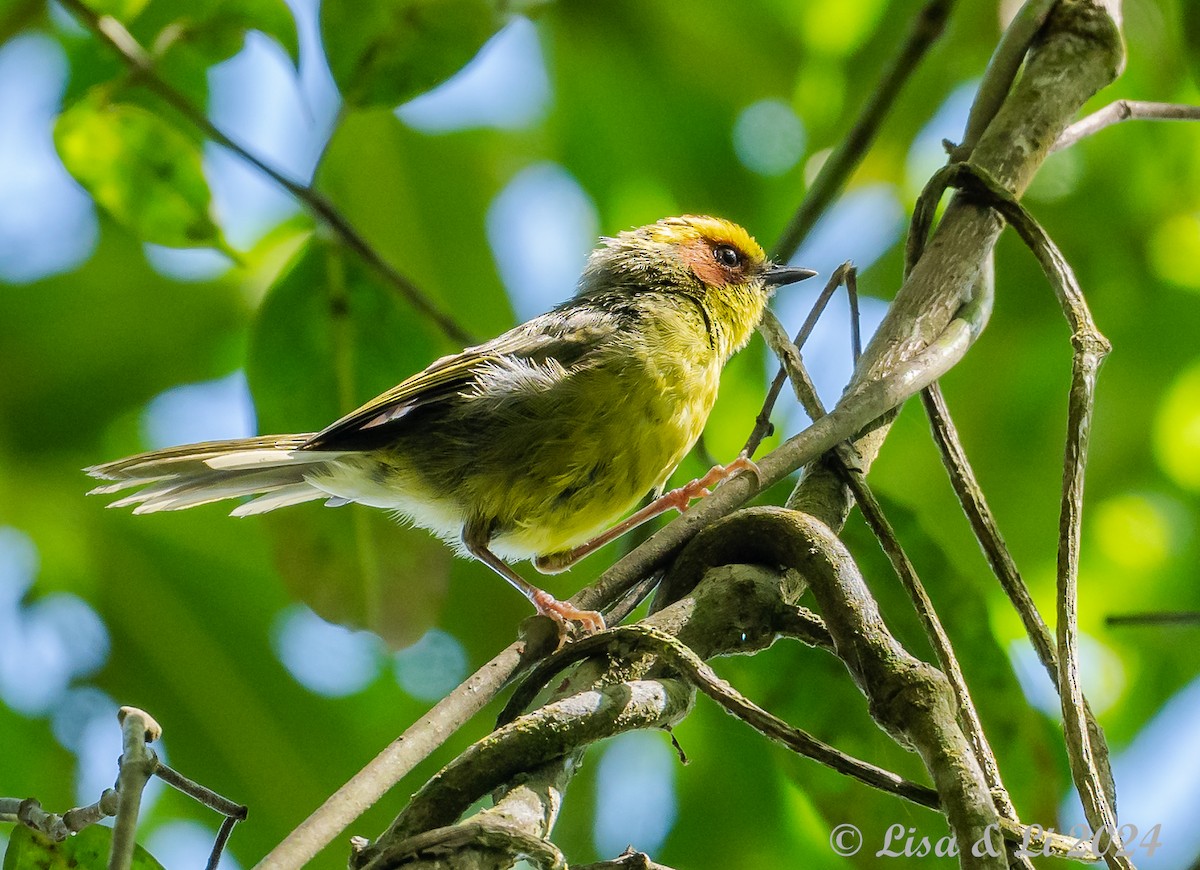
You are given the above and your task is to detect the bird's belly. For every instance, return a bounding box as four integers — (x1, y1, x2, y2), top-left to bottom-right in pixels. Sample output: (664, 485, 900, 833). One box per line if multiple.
(489, 360, 721, 559)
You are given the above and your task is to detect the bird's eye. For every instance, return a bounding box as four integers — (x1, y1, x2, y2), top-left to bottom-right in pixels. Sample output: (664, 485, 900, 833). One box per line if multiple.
(714, 245, 741, 268)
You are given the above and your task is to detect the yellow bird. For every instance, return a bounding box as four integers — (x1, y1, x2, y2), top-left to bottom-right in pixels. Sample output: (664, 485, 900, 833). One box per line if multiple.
(87, 216, 815, 632)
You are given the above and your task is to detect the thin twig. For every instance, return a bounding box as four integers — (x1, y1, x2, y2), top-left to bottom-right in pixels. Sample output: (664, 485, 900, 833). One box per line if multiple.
(920, 384, 1115, 802)
(922, 387, 1059, 671)
(155, 762, 247, 820)
(1058, 324, 1120, 866)
(207, 816, 240, 870)
(773, 0, 955, 259)
(1107, 610, 1200, 626)
(602, 572, 664, 626)
(0, 791, 119, 841)
(846, 266, 862, 361)
(744, 262, 855, 457)
(109, 707, 161, 870)
(56, 0, 474, 346)
(1054, 100, 1200, 151)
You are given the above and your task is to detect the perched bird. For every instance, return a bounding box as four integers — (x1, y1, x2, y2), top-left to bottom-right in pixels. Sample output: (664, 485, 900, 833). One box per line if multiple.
(87, 216, 815, 633)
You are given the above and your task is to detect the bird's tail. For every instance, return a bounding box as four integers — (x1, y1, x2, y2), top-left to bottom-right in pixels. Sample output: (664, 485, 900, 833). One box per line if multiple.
(85, 435, 348, 516)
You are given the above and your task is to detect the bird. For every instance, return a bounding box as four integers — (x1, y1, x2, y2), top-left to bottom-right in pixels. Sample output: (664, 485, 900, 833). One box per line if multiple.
(87, 216, 815, 634)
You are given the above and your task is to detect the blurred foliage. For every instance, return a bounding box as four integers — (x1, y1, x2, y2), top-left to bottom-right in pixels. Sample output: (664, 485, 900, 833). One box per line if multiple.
(1, 0, 1199, 868)
(3, 824, 164, 869)
(55, 90, 227, 251)
(321, 0, 507, 108)
(246, 237, 452, 644)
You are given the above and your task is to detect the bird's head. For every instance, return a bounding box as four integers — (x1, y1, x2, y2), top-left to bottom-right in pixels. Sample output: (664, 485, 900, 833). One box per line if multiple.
(579, 215, 815, 354)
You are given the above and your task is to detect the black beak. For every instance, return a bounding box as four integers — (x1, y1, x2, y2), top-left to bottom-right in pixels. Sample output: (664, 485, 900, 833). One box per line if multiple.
(762, 264, 818, 287)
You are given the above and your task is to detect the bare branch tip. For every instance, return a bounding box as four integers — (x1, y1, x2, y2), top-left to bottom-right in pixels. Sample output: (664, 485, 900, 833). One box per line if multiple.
(118, 706, 162, 742)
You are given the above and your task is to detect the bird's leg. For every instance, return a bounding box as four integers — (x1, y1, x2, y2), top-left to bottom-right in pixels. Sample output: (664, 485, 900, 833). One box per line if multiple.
(462, 523, 605, 635)
(535, 455, 760, 574)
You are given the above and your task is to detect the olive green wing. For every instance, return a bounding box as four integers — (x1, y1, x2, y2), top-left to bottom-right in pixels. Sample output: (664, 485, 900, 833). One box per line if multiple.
(303, 302, 625, 450)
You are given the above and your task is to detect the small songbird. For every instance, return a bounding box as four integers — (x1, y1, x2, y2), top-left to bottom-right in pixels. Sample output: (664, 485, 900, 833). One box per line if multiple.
(87, 216, 815, 633)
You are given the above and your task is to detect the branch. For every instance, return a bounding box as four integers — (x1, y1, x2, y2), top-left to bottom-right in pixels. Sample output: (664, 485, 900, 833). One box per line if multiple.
(951, 0, 1058, 160)
(109, 707, 161, 870)
(56, 0, 475, 346)
(1057, 285, 1120, 866)
(920, 384, 1115, 817)
(366, 678, 694, 862)
(4, 707, 244, 870)
(939, 161, 1126, 867)
(1054, 99, 1200, 151)
(356, 817, 569, 870)
(255, 635, 551, 870)
(209, 817, 240, 870)
(921, 386, 1058, 667)
(260, 4, 962, 860)
(755, 309, 1024, 846)
(502, 624, 942, 811)
(574, 850, 677, 870)
(1107, 610, 1200, 626)
(253, 3, 1123, 865)
(360, 561, 808, 869)
(257, 575, 654, 868)
(155, 762, 248, 821)
(742, 263, 856, 459)
(0, 791, 119, 841)
(673, 508, 1005, 869)
(288, 338, 993, 861)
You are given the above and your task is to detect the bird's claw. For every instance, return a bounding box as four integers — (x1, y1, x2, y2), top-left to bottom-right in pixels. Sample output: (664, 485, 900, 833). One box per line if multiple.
(531, 589, 606, 637)
(671, 455, 762, 513)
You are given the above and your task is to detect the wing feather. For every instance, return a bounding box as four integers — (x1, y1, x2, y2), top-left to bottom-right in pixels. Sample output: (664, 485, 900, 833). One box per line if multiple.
(304, 301, 626, 450)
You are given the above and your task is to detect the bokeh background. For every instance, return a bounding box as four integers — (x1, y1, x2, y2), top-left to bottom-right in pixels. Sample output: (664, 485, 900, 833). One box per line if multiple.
(2, 0, 1200, 866)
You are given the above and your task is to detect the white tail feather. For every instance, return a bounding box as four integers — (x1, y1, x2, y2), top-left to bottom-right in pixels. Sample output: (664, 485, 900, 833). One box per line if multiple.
(110, 482, 184, 510)
(205, 449, 338, 470)
(89, 477, 169, 496)
(87, 434, 343, 517)
(230, 484, 328, 516)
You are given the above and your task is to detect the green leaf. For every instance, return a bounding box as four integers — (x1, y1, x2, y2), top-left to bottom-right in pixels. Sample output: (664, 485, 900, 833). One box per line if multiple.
(54, 91, 226, 250)
(152, 0, 301, 70)
(245, 237, 452, 645)
(321, 0, 505, 108)
(3, 824, 165, 870)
